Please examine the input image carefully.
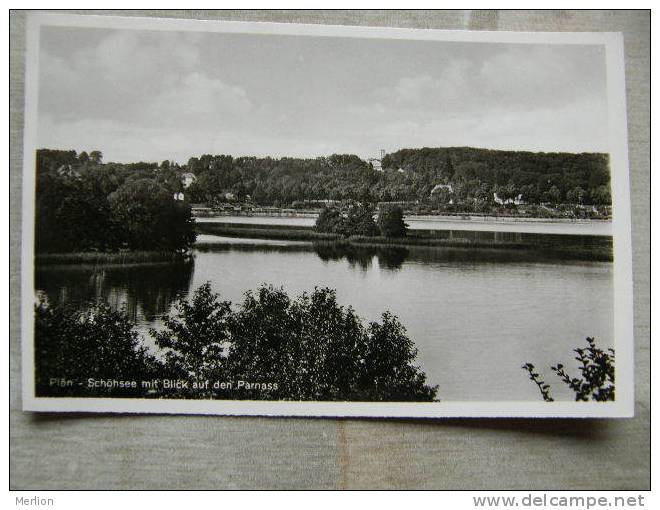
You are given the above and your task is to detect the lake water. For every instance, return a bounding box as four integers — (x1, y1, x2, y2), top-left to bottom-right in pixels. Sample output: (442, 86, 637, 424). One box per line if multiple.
(36, 234, 614, 402)
(196, 215, 613, 236)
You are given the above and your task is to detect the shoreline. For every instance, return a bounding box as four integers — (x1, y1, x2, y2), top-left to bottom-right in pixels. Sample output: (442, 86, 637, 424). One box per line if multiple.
(34, 221, 614, 266)
(35, 250, 192, 266)
(404, 214, 612, 225)
(194, 214, 613, 236)
(195, 222, 613, 262)
(195, 212, 612, 225)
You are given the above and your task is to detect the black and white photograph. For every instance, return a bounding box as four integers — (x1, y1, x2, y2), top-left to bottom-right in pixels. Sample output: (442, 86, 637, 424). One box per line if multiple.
(20, 13, 634, 417)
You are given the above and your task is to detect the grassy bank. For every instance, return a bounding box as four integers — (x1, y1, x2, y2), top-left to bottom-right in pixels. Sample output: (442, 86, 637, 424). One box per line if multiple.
(36, 250, 191, 265)
(198, 223, 342, 242)
(196, 222, 613, 261)
(34, 224, 613, 265)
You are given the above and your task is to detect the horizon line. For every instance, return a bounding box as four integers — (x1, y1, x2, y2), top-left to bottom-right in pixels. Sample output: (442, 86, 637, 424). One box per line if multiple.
(38, 144, 610, 167)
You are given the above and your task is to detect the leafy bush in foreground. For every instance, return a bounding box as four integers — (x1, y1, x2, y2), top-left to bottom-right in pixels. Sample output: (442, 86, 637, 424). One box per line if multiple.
(35, 284, 438, 402)
(219, 285, 436, 401)
(35, 301, 159, 397)
(150, 282, 232, 390)
(522, 337, 615, 402)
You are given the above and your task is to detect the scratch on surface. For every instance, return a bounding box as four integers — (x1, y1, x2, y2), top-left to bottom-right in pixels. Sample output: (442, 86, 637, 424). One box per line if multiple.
(337, 420, 349, 490)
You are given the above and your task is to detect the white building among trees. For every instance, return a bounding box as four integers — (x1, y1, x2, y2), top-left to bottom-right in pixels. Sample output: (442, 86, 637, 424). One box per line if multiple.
(181, 172, 197, 189)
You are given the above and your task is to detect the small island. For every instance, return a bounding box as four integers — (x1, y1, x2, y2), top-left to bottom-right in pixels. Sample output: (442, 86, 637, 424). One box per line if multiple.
(35, 146, 613, 265)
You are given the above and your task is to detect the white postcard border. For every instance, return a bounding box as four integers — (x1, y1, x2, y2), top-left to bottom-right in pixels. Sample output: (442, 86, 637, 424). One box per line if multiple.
(20, 12, 635, 418)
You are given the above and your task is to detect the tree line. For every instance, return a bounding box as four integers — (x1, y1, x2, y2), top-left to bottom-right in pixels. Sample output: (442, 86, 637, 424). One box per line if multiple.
(38, 146, 611, 212)
(315, 203, 407, 238)
(35, 283, 438, 402)
(382, 147, 611, 205)
(35, 149, 195, 253)
(183, 147, 611, 207)
(35, 145, 612, 253)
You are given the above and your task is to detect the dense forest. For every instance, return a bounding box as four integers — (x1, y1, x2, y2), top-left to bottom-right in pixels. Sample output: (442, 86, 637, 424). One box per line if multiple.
(382, 147, 611, 205)
(183, 147, 611, 208)
(35, 145, 612, 253)
(35, 149, 195, 253)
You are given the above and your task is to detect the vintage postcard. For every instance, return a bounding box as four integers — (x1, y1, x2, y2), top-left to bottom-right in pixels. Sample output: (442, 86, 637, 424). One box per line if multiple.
(21, 12, 634, 417)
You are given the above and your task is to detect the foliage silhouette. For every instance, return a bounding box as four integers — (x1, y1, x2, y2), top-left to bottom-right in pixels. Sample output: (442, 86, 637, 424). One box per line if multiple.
(35, 284, 438, 402)
(35, 151, 196, 253)
(35, 300, 159, 397)
(377, 204, 408, 238)
(314, 207, 345, 234)
(523, 337, 615, 402)
(314, 204, 378, 237)
(38, 144, 611, 229)
(151, 283, 232, 394)
(109, 178, 196, 251)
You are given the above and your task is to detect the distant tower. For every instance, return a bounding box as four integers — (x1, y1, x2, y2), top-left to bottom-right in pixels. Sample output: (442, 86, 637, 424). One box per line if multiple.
(368, 149, 385, 171)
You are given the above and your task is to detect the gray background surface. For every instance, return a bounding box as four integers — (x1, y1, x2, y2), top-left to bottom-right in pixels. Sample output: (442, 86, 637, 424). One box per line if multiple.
(9, 10, 650, 490)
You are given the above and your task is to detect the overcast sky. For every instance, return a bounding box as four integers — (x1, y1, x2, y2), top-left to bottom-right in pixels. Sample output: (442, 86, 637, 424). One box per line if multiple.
(37, 25, 609, 164)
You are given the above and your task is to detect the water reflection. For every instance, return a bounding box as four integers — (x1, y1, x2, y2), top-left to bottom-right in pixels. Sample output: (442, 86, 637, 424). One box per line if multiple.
(195, 241, 412, 271)
(35, 260, 194, 322)
(413, 228, 612, 250)
(35, 237, 611, 322)
(33, 237, 614, 401)
(195, 239, 610, 268)
(197, 215, 613, 236)
(314, 244, 409, 271)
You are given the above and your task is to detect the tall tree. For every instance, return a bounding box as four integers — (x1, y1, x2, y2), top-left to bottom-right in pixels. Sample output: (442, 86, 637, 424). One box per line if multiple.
(89, 150, 103, 164)
(108, 178, 196, 251)
(377, 205, 408, 238)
